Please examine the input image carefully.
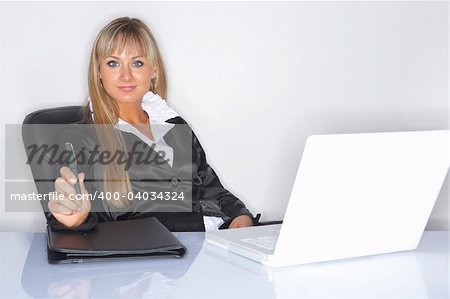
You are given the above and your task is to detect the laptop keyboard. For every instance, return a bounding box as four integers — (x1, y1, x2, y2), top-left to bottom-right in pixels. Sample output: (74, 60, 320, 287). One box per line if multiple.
(241, 236, 278, 251)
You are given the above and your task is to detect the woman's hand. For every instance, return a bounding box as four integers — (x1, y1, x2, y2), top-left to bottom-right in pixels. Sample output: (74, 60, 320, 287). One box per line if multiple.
(48, 166, 91, 229)
(228, 215, 253, 229)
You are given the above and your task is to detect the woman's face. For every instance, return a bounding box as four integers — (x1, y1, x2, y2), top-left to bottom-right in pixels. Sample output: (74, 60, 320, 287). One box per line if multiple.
(99, 46, 155, 106)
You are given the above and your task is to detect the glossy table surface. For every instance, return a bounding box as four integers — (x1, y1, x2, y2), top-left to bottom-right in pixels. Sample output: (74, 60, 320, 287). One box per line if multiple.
(0, 231, 448, 298)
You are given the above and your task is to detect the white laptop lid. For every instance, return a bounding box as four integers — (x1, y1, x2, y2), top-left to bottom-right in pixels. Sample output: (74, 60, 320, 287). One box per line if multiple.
(270, 130, 449, 267)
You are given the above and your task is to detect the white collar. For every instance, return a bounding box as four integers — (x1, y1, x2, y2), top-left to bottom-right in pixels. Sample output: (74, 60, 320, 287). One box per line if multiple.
(88, 91, 180, 141)
(88, 91, 179, 124)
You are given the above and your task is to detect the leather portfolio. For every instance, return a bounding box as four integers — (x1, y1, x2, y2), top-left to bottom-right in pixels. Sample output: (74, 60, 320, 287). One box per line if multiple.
(46, 217, 186, 263)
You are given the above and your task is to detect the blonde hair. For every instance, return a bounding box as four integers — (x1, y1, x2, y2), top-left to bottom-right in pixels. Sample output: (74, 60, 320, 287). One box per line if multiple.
(86, 17, 167, 208)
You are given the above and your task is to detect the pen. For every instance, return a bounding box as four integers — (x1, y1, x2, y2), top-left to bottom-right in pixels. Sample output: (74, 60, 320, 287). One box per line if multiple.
(65, 142, 81, 195)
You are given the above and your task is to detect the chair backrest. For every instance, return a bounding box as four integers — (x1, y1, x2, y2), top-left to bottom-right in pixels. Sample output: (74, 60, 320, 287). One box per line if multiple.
(23, 106, 84, 125)
(22, 106, 84, 196)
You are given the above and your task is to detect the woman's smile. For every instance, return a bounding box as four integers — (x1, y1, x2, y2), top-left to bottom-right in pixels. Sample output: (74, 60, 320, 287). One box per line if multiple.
(118, 85, 137, 92)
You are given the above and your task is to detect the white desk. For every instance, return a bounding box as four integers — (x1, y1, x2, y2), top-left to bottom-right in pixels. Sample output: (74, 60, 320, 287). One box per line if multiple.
(0, 231, 448, 298)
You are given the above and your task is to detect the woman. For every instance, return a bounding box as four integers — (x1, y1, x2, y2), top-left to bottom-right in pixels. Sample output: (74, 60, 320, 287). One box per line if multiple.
(47, 17, 254, 231)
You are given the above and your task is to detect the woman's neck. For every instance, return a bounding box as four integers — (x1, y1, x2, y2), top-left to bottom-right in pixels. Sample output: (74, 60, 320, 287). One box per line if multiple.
(117, 102, 154, 140)
(117, 103, 149, 125)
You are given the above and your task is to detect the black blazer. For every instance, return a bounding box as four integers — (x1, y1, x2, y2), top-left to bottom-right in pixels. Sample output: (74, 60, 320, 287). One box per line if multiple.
(45, 116, 253, 232)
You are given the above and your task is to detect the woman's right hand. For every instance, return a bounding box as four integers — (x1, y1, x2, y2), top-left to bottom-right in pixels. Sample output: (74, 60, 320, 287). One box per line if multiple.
(48, 166, 91, 229)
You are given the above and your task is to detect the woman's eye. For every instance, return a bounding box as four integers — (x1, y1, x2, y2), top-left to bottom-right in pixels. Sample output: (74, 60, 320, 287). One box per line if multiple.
(106, 61, 119, 68)
(132, 60, 144, 68)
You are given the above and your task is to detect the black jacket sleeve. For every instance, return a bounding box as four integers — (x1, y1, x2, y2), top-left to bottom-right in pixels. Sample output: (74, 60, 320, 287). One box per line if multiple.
(45, 211, 98, 231)
(192, 130, 253, 222)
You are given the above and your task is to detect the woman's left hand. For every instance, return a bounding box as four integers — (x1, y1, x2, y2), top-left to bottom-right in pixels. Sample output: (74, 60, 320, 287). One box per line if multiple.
(229, 215, 253, 228)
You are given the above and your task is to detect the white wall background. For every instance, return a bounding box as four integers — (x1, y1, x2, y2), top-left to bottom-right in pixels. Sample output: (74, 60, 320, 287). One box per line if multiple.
(0, 1, 448, 232)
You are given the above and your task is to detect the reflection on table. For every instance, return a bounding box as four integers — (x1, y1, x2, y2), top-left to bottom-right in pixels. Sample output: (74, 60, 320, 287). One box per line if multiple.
(3, 231, 447, 298)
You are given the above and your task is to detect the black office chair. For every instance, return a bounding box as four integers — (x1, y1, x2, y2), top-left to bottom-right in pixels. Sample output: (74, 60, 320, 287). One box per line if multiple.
(23, 106, 84, 126)
(22, 106, 84, 198)
(22, 106, 281, 227)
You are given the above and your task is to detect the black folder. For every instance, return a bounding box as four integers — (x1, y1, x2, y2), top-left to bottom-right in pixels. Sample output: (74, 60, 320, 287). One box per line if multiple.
(46, 217, 186, 264)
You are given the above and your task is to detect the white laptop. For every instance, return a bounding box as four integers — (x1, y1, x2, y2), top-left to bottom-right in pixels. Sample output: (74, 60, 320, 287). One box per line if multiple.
(205, 130, 450, 267)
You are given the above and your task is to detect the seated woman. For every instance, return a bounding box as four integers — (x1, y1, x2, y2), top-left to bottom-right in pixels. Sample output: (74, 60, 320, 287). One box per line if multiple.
(47, 17, 254, 231)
